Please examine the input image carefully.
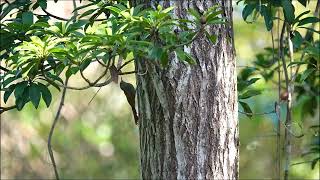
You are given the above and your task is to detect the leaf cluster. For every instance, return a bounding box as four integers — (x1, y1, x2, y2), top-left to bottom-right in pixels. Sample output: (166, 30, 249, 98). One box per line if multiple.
(0, 0, 225, 112)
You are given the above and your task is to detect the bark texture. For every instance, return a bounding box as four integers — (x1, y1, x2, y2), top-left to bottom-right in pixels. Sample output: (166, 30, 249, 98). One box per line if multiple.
(133, 0, 238, 179)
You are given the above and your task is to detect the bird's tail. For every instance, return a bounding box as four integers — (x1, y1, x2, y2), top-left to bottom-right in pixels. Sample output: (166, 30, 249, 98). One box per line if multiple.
(131, 106, 139, 125)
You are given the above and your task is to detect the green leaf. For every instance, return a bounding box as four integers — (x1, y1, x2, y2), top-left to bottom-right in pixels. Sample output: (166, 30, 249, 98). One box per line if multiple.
(37, 0, 47, 9)
(79, 9, 97, 19)
(16, 98, 26, 111)
(237, 78, 260, 92)
(281, 0, 295, 23)
(291, 31, 303, 48)
(162, 6, 174, 13)
(160, 50, 169, 67)
(299, 27, 320, 34)
(294, 10, 310, 24)
(175, 49, 196, 65)
(300, 68, 315, 82)
(242, 4, 255, 22)
(46, 72, 64, 84)
(239, 101, 253, 118)
(239, 89, 261, 99)
(54, 64, 65, 75)
(297, 0, 308, 7)
(311, 157, 319, 169)
(38, 83, 52, 107)
(46, 80, 61, 91)
(80, 59, 92, 71)
(175, 48, 186, 61)
(2, 76, 16, 88)
(22, 11, 34, 25)
(239, 67, 258, 80)
(188, 9, 201, 20)
(14, 81, 28, 99)
(66, 66, 79, 78)
(206, 10, 223, 23)
(30, 36, 44, 47)
(261, 5, 273, 31)
(205, 31, 217, 44)
(298, 17, 320, 26)
(148, 45, 163, 60)
(4, 85, 15, 103)
(287, 61, 313, 67)
(184, 53, 196, 65)
(105, 6, 121, 14)
(15, 89, 29, 111)
(247, 78, 260, 85)
(28, 83, 41, 108)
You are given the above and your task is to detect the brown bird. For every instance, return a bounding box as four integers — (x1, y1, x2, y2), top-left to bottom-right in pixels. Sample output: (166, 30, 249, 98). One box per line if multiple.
(120, 79, 138, 125)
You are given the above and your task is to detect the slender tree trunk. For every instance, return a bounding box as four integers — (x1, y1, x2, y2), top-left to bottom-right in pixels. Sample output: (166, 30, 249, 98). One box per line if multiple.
(133, 0, 238, 179)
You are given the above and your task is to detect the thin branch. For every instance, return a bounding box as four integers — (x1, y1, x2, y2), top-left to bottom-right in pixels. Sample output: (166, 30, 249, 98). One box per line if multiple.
(96, 58, 111, 68)
(72, 0, 78, 21)
(80, 70, 94, 85)
(88, 87, 102, 105)
(38, 7, 109, 22)
(280, 22, 294, 180)
(47, 78, 69, 180)
(46, 74, 112, 90)
(0, 105, 17, 114)
(41, 8, 69, 21)
(118, 59, 134, 70)
(272, 19, 281, 179)
(291, 160, 314, 166)
(118, 70, 137, 75)
(238, 110, 275, 116)
(42, 66, 110, 90)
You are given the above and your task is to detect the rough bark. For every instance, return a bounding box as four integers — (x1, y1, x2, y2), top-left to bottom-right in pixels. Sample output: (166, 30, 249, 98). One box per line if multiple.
(133, 0, 238, 179)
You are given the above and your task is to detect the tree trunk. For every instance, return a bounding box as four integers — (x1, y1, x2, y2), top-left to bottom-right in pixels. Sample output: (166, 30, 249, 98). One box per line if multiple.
(133, 0, 238, 179)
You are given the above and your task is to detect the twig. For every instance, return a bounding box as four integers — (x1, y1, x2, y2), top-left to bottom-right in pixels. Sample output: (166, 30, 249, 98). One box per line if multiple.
(72, 0, 78, 21)
(80, 70, 94, 85)
(118, 59, 135, 70)
(96, 58, 111, 68)
(47, 78, 69, 180)
(118, 70, 137, 75)
(238, 110, 275, 116)
(274, 103, 304, 138)
(272, 17, 281, 178)
(47, 75, 112, 90)
(38, 7, 109, 22)
(41, 8, 69, 21)
(42, 68, 110, 90)
(88, 87, 102, 105)
(0, 105, 17, 114)
(291, 160, 314, 166)
(280, 22, 293, 180)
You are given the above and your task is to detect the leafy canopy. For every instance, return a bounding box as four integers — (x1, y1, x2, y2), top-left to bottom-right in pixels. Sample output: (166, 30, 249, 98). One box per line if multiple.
(0, 0, 225, 111)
